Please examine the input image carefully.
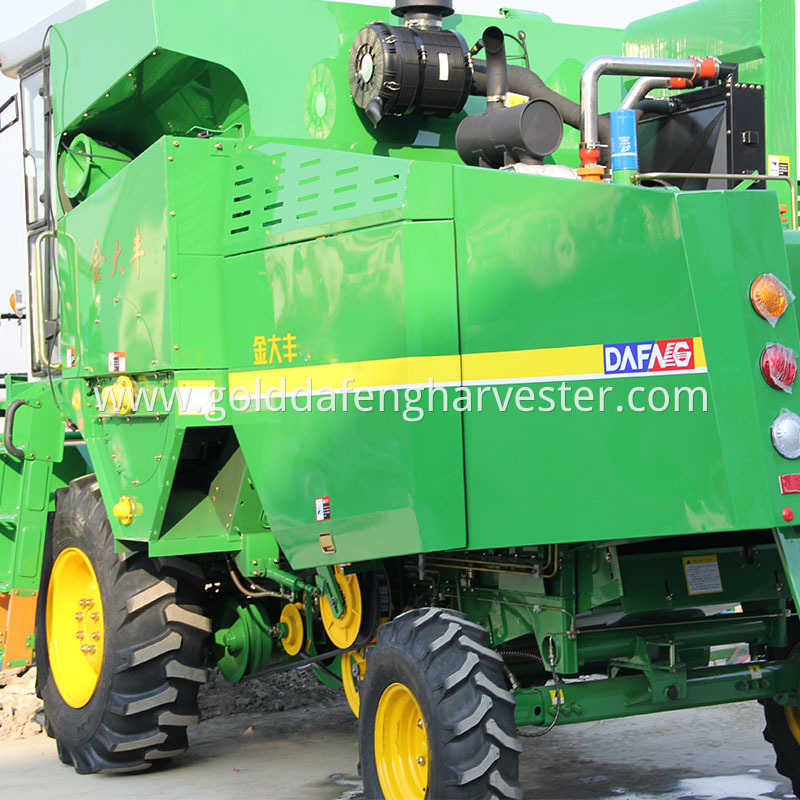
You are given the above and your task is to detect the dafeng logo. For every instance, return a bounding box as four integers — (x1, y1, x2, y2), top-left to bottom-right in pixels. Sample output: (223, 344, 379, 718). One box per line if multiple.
(603, 338, 695, 375)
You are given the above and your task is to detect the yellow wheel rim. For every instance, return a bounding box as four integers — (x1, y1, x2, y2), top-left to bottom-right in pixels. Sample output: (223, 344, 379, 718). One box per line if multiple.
(280, 602, 305, 656)
(46, 547, 105, 708)
(342, 647, 367, 717)
(374, 682, 429, 800)
(786, 705, 800, 743)
(320, 564, 362, 649)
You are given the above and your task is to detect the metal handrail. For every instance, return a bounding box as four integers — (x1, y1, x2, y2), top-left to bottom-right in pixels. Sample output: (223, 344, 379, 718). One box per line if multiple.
(32, 229, 75, 371)
(632, 171, 798, 231)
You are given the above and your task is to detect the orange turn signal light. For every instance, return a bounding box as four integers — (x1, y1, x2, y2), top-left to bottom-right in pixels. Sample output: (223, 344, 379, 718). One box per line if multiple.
(751, 274, 791, 325)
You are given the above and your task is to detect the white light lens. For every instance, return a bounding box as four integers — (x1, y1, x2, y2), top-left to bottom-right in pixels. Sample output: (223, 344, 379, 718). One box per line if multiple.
(772, 410, 800, 459)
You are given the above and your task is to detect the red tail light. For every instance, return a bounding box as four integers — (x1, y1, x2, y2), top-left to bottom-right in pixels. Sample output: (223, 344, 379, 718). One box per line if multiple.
(761, 344, 798, 392)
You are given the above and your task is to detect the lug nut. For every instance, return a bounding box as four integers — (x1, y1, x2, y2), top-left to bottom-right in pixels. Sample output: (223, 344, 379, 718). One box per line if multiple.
(75, 631, 85, 640)
(417, 719, 423, 728)
(417, 756, 425, 765)
(91, 632, 101, 640)
(74, 613, 84, 621)
(90, 612, 100, 621)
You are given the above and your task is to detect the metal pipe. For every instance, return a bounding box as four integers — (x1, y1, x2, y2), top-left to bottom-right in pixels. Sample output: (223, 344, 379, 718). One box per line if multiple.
(581, 55, 727, 149)
(619, 76, 669, 110)
(634, 171, 797, 230)
(577, 615, 774, 663)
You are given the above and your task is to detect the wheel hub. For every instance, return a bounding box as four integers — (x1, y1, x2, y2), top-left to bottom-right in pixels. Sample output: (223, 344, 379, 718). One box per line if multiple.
(46, 547, 105, 708)
(374, 682, 429, 799)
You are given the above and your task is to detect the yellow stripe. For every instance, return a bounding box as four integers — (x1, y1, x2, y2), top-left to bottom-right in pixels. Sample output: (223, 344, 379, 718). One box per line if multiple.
(230, 355, 460, 395)
(229, 338, 707, 394)
(693, 336, 707, 368)
(461, 344, 602, 382)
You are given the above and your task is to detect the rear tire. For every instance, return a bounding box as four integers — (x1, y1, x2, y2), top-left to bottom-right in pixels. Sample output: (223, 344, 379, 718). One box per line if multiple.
(359, 607, 522, 800)
(761, 622, 800, 795)
(35, 475, 210, 774)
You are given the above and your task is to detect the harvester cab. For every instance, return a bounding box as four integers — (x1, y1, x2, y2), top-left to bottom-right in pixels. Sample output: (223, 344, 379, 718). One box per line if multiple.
(0, 0, 799, 796)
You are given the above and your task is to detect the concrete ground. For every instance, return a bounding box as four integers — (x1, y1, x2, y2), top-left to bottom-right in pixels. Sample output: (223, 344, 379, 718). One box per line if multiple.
(0, 700, 795, 800)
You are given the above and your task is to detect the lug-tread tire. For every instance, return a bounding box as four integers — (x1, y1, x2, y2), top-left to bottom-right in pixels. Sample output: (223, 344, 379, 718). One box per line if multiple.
(35, 475, 210, 774)
(761, 619, 800, 795)
(359, 607, 522, 800)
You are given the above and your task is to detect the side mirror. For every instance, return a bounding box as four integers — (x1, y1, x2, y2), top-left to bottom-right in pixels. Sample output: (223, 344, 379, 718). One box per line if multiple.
(0, 94, 19, 134)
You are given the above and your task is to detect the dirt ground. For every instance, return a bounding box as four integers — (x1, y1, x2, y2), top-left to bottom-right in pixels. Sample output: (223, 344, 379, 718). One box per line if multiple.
(0, 667, 43, 739)
(1, 665, 798, 800)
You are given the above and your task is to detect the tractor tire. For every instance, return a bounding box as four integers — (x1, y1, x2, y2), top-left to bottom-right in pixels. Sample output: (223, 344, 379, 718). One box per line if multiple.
(761, 620, 800, 794)
(359, 607, 522, 800)
(34, 475, 210, 774)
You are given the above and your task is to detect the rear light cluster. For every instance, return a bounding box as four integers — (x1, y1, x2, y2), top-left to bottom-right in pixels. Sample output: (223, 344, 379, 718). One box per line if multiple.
(761, 343, 798, 393)
(751, 275, 800, 466)
(772, 411, 800, 460)
(751, 273, 793, 326)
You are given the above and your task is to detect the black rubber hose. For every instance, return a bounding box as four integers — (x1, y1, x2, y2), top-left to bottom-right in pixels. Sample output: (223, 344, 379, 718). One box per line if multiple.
(634, 98, 675, 115)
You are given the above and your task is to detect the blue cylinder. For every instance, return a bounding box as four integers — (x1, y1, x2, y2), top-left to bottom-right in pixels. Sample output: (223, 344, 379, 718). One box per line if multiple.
(609, 108, 638, 172)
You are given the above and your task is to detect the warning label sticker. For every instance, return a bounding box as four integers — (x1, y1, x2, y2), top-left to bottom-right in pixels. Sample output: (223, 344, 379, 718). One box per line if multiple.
(108, 351, 126, 373)
(315, 496, 331, 522)
(768, 154, 791, 177)
(682, 554, 723, 596)
(549, 688, 565, 706)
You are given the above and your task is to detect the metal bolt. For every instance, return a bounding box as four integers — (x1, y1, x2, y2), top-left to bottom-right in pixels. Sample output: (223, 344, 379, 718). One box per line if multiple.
(170, 210, 176, 217)
(90, 612, 100, 621)
(174, 344, 179, 350)
(91, 632, 101, 640)
(173, 140, 180, 147)
(74, 613, 84, 621)
(417, 756, 425, 765)
(417, 719, 423, 728)
(215, 142, 223, 150)
(171, 273, 177, 279)
(168, 156, 174, 161)
(75, 631, 85, 640)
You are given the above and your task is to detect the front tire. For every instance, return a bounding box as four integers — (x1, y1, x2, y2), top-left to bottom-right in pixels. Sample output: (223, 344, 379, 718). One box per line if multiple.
(35, 475, 210, 773)
(359, 607, 522, 800)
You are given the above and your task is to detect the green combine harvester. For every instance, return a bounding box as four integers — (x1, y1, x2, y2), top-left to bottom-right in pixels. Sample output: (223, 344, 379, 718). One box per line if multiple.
(0, 0, 799, 795)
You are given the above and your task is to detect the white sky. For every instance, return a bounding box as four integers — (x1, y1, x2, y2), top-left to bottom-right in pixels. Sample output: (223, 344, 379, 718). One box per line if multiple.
(0, 0, 731, 371)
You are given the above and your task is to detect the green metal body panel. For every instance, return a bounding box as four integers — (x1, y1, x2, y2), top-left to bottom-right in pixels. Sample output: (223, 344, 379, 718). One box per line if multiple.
(2, 0, 800, 729)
